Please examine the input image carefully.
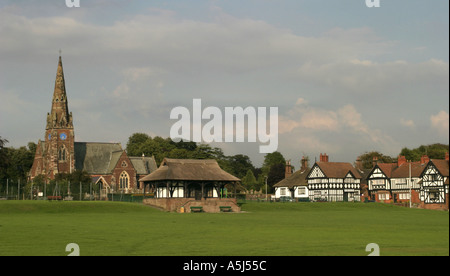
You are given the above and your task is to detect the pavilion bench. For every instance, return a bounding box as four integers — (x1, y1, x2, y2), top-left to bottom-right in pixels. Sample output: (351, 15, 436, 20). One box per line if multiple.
(47, 196, 62, 201)
(190, 206, 203, 213)
(219, 206, 232, 212)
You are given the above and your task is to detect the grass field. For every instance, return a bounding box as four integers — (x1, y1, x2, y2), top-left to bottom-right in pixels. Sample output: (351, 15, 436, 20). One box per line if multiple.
(0, 201, 448, 256)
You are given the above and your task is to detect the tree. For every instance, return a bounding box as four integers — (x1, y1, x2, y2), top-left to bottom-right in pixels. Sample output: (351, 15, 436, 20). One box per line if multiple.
(400, 143, 449, 162)
(0, 136, 9, 180)
(0, 136, 8, 148)
(0, 142, 36, 182)
(226, 154, 255, 179)
(126, 133, 151, 156)
(261, 151, 285, 175)
(357, 151, 395, 169)
(241, 169, 258, 193)
(267, 163, 285, 192)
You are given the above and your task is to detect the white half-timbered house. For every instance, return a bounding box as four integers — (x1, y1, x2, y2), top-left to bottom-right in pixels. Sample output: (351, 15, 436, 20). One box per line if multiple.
(274, 158, 310, 201)
(419, 158, 449, 210)
(306, 154, 362, 202)
(367, 156, 425, 204)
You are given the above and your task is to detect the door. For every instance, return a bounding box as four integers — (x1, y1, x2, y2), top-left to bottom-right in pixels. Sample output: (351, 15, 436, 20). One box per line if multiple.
(343, 192, 349, 202)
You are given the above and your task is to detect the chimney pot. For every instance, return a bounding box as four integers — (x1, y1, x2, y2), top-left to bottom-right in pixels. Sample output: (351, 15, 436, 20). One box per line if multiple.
(397, 155, 407, 166)
(420, 155, 430, 164)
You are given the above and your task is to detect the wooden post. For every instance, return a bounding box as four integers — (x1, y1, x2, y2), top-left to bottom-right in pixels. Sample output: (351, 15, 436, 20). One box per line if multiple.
(166, 181, 169, 198)
(201, 182, 205, 200)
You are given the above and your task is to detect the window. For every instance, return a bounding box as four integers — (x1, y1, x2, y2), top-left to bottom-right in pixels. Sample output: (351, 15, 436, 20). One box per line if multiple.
(399, 193, 410, 200)
(372, 179, 384, 185)
(280, 188, 286, 196)
(298, 187, 306, 196)
(429, 191, 439, 200)
(379, 193, 390, 200)
(119, 171, 129, 190)
(58, 146, 67, 161)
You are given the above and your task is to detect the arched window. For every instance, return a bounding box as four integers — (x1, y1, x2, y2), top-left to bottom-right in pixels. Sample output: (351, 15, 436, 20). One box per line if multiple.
(119, 171, 129, 190)
(58, 146, 67, 161)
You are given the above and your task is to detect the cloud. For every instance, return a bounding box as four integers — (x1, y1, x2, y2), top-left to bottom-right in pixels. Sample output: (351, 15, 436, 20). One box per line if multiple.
(400, 118, 416, 129)
(296, 59, 449, 94)
(430, 110, 449, 137)
(278, 101, 396, 158)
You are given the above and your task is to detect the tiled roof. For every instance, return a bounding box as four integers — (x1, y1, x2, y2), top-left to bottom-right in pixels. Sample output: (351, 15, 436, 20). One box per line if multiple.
(315, 162, 362, 179)
(273, 167, 309, 188)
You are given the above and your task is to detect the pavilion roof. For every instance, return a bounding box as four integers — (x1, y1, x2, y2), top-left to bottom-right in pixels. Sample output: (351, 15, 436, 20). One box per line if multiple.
(139, 158, 240, 182)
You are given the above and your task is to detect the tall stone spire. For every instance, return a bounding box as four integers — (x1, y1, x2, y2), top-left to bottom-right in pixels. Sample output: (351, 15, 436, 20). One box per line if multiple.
(46, 55, 73, 130)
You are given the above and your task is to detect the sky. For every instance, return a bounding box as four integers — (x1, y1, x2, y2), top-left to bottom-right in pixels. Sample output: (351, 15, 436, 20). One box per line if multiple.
(0, 0, 448, 168)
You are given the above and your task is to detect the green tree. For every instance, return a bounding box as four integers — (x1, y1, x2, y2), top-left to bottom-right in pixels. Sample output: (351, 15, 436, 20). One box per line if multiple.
(262, 151, 285, 175)
(400, 143, 449, 161)
(226, 154, 255, 179)
(242, 169, 257, 193)
(357, 151, 395, 169)
(126, 133, 151, 156)
(267, 163, 285, 192)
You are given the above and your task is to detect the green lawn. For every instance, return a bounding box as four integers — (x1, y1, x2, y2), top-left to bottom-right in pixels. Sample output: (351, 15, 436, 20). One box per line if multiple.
(0, 201, 448, 256)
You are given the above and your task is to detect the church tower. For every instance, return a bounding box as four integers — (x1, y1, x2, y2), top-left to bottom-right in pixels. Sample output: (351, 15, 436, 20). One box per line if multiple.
(42, 55, 75, 178)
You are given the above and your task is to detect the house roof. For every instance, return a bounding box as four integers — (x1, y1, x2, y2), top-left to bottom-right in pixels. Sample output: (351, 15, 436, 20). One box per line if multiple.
(273, 167, 309, 188)
(313, 162, 362, 179)
(376, 163, 397, 178)
(139, 158, 240, 182)
(430, 159, 449, 177)
(390, 162, 427, 178)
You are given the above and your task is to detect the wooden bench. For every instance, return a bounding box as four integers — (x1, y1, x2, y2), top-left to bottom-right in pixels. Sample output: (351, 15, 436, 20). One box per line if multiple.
(190, 206, 203, 213)
(219, 206, 232, 212)
(47, 196, 62, 201)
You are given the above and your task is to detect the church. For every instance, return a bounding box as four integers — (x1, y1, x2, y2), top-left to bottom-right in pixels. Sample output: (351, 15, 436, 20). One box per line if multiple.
(29, 55, 158, 196)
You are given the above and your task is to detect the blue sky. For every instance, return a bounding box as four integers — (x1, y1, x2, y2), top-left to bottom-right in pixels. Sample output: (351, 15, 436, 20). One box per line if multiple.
(0, 0, 448, 167)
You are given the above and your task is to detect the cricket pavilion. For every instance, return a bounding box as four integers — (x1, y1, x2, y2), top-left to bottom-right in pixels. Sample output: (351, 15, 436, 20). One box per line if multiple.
(139, 158, 241, 213)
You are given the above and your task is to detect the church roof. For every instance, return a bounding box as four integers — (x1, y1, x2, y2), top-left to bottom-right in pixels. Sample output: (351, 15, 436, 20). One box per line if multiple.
(130, 156, 158, 175)
(74, 142, 158, 175)
(139, 158, 240, 183)
(74, 142, 123, 174)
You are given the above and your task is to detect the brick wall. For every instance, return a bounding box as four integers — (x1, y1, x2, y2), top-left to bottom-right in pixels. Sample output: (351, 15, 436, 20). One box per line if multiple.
(143, 198, 241, 213)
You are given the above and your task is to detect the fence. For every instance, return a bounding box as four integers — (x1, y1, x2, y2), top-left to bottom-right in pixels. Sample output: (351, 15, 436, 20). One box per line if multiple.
(0, 179, 155, 202)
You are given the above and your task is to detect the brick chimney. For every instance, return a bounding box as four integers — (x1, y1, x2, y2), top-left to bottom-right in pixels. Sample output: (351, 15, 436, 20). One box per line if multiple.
(372, 156, 378, 167)
(355, 157, 363, 170)
(300, 156, 308, 171)
(445, 152, 449, 161)
(397, 155, 407, 166)
(285, 160, 292, 179)
(320, 153, 329, 162)
(420, 155, 430, 164)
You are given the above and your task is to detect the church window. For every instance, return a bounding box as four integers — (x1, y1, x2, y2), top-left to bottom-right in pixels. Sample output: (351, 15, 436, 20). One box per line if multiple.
(121, 161, 128, 167)
(58, 146, 67, 161)
(119, 171, 129, 189)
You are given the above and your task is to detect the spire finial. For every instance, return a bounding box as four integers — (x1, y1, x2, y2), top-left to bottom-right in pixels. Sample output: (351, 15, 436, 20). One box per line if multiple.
(59, 49, 62, 56)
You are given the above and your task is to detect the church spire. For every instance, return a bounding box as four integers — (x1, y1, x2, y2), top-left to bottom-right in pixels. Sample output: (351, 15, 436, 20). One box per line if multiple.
(46, 55, 73, 130)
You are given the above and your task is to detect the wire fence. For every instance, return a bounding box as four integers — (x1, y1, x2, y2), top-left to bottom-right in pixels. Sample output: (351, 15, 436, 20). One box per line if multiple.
(0, 179, 154, 203)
